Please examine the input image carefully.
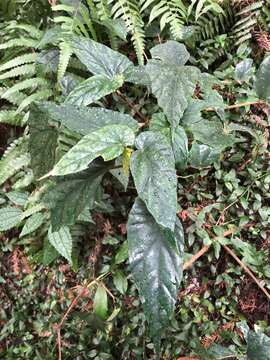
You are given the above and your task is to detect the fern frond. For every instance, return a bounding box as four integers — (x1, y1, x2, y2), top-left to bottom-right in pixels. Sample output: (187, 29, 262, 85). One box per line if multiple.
(58, 41, 73, 82)
(0, 110, 23, 126)
(12, 24, 43, 39)
(110, 0, 145, 64)
(0, 37, 38, 50)
(0, 89, 26, 106)
(0, 53, 37, 72)
(0, 64, 36, 80)
(16, 89, 52, 114)
(0, 137, 30, 186)
(1, 78, 48, 98)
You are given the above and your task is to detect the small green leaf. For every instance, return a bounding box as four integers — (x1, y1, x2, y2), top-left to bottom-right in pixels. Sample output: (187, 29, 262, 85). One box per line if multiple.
(0, 206, 23, 231)
(50, 125, 135, 176)
(189, 142, 220, 168)
(255, 55, 270, 102)
(93, 285, 108, 319)
(235, 58, 253, 81)
(65, 74, 124, 106)
(113, 271, 128, 295)
(20, 212, 44, 237)
(127, 198, 184, 355)
(6, 191, 29, 206)
(115, 241, 128, 264)
(131, 132, 177, 232)
(48, 225, 72, 264)
(188, 119, 236, 150)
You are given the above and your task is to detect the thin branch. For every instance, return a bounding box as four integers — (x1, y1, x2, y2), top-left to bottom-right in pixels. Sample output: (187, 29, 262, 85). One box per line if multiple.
(183, 230, 270, 302)
(223, 244, 270, 301)
(183, 230, 232, 271)
(206, 100, 265, 112)
(116, 90, 148, 124)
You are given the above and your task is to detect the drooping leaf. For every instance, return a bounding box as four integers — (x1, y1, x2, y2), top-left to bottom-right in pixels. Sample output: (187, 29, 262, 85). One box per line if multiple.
(188, 119, 236, 150)
(150, 113, 188, 170)
(113, 270, 128, 295)
(93, 285, 108, 319)
(65, 74, 124, 106)
(43, 160, 112, 230)
(247, 330, 270, 360)
(150, 40, 190, 66)
(20, 212, 45, 238)
(146, 62, 200, 128)
(127, 198, 184, 354)
(49, 125, 135, 176)
(131, 132, 177, 232)
(0, 206, 23, 231)
(35, 102, 138, 135)
(48, 225, 72, 264)
(71, 35, 133, 78)
(189, 142, 220, 168)
(255, 55, 270, 102)
(29, 103, 58, 178)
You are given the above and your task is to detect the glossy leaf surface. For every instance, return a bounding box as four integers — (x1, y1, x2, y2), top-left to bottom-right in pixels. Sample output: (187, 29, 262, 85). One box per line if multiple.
(255, 55, 270, 102)
(36, 102, 138, 135)
(65, 74, 124, 106)
(93, 285, 108, 319)
(150, 40, 190, 66)
(146, 62, 200, 128)
(71, 35, 133, 78)
(130, 131, 177, 232)
(127, 198, 184, 353)
(247, 331, 270, 360)
(49, 125, 135, 176)
(189, 142, 220, 168)
(29, 103, 58, 178)
(44, 160, 112, 230)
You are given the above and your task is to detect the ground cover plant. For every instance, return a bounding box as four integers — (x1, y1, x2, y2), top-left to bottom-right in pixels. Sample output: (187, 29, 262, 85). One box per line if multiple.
(0, 0, 270, 359)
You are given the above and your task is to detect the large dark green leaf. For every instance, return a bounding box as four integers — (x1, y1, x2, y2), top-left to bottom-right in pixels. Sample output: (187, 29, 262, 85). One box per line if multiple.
(29, 103, 58, 178)
(36, 102, 138, 135)
(150, 113, 188, 170)
(71, 35, 133, 78)
(43, 160, 112, 230)
(255, 55, 270, 102)
(146, 62, 200, 128)
(65, 74, 124, 106)
(247, 331, 270, 360)
(127, 198, 184, 354)
(150, 40, 190, 66)
(49, 125, 135, 176)
(130, 132, 177, 232)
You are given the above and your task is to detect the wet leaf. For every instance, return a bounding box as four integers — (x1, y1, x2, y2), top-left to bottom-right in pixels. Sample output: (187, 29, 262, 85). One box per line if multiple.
(131, 131, 177, 232)
(150, 40, 190, 66)
(255, 55, 270, 102)
(189, 142, 220, 168)
(247, 330, 270, 360)
(65, 74, 124, 106)
(127, 198, 184, 355)
(146, 62, 200, 128)
(71, 35, 133, 78)
(49, 125, 135, 176)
